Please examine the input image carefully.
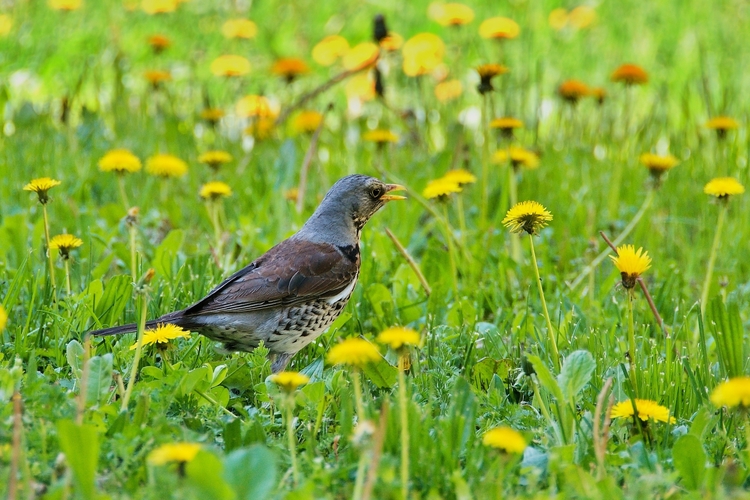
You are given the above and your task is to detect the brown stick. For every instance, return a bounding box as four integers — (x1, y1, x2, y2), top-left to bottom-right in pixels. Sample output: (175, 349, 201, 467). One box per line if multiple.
(599, 231, 618, 254)
(362, 401, 389, 500)
(385, 228, 432, 296)
(637, 277, 669, 338)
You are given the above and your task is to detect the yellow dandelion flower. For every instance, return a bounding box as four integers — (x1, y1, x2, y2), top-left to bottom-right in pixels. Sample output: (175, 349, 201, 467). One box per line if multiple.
(327, 338, 381, 367)
(342, 43, 380, 71)
(283, 187, 299, 202)
(99, 149, 142, 174)
(0, 305, 7, 331)
(49, 0, 82, 11)
(49, 234, 83, 259)
(362, 129, 399, 144)
(236, 95, 274, 118)
(490, 117, 524, 131)
(0, 14, 12, 37)
(200, 181, 232, 200)
(210, 55, 251, 77)
(706, 116, 740, 139)
(611, 64, 648, 85)
(142, 0, 177, 15)
(639, 153, 679, 178)
(609, 244, 651, 289)
(502, 201, 552, 235)
(271, 58, 310, 83)
(704, 177, 745, 199)
(376, 327, 420, 350)
(435, 79, 463, 102)
(590, 87, 607, 104)
(710, 377, 750, 409)
(144, 70, 171, 87)
(379, 32, 403, 52)
(476, 63, 508, 94)
(24, 177, 62, 204)
(270, 371, 310, 392)
(346, 74, 376, 102)
(423, 178, 462, 200)
(148, 443, 201, 465)
(431, 3, 475, 26)
(146, 154, 188, 178)
(548, 8, 568, 30)
(557, 80, 590, 103)
(221, 19, 257, 39)
(479, 17, 520, 40)
(312, 35, 350, 66)
(402, 33, 445, 77)
(244, 117, 276, 141)
(482, 426, 526, 454)
(130, 323, 190, 350)
(611, 399, 675, 423)
(443, 169, 477, 186)
(568, 6, 597, 29)
(147, 34, 170, 53)
(198, 151, 232, 170)
(200, 108, 225, 124)
(291, 111, 324, 135)
(493, 147, 540, 170)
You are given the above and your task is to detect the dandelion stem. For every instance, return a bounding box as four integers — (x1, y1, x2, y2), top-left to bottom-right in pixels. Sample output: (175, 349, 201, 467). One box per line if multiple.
(63, 259, 72, 296)
(398, 356, 410, 500)
(117, 174, 130, 209)
(286, 396, 300, 486)
(129, 224, 138, 281)
(443, 204, 459, 294)
(42, 204, 56, 291)
(352, 370, 365, 421)
(568, 189, 655, 291)
(353, 449, 368, 500)
(121, 290, 148, 412)
(627, 291, 639, 396)
(529, 234, 560, 371)
(509, 166, 521, 261)
(700, 203, 727, 314)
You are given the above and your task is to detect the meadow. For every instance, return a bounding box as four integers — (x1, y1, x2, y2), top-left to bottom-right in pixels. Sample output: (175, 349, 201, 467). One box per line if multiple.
(1, 0, 749, 498)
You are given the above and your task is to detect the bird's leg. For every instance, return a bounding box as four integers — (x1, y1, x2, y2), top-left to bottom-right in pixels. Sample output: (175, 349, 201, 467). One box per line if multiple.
(271, 353, 293, 373)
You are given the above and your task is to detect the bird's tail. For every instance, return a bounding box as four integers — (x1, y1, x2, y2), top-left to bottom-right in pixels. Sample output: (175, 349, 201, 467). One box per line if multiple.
(89, 319, 164, 337)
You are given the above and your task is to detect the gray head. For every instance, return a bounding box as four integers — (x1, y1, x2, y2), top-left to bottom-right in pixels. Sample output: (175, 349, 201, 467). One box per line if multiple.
(295, 174, 405, 244)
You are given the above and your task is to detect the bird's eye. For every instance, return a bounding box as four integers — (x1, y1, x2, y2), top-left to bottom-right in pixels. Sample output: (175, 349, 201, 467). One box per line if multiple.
(369, 186, 383, 199)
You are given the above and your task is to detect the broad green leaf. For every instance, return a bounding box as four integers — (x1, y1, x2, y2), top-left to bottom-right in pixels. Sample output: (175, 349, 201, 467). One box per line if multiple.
(211, 364, 228, 387)
(224, 418, 242, 452)
(362, 357, 397, 388)
(66, 340, 85, 379)
(85, 353, 113, 405)
(185, 450, 233, 500)
(558, 350, 596, 403)
(673, 434, 706, 491)
(57, 420, 99, 500)
(527, 355, 564, 402)
(223, 445, 278, 500)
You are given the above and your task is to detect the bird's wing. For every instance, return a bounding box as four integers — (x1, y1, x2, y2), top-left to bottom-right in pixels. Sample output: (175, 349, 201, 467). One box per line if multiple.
(182, 239, 358, 316)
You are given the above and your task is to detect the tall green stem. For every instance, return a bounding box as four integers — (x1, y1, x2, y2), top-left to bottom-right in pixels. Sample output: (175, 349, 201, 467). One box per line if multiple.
(63, 259, 72, 295)
(286, 398, 300, 486)
(121, 291, 148, 411)
(129, 224, 138, 280)
(398, 356, 409, 500)
(352, 371, 365, 421)
(117, 174, 130, 209)
(627, 291, 638, 396)
(42, 204, 56, 291)
(701, 203, 727, 314)
(529, 235, 560, 371)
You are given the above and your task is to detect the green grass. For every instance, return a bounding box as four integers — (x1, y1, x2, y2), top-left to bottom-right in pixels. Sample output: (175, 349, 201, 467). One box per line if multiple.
(1, 0, 750, 498)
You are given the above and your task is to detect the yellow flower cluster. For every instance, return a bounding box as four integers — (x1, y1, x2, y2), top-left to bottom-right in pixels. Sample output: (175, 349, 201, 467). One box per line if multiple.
(327, 338, 381, 367)
(482, 426, 526, 453)
(611, 399, 675, 423)
(376, 327, 420, 350)
(502, 201, 553, 235)
(130, 323, 191, 350)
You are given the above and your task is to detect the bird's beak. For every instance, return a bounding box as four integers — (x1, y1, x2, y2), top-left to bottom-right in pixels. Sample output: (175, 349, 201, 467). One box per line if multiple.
(381, 184, 407, 201)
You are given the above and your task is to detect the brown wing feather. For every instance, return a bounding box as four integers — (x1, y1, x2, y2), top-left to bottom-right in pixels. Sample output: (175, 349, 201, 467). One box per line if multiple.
(182, 239, 358, 316)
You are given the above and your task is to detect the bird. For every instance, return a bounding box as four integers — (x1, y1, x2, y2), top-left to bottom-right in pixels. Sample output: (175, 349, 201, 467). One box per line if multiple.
(91, 174, 405, 372)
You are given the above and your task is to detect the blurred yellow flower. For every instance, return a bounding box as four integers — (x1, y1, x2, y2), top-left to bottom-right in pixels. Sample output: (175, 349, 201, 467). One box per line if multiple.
(402, 33, 445, 77)
(611, 64, 648, 85)
(327, 338, 381, 367)
(0, 14, 13, 36)
(568, 6, 597, 29)
(221, 19, 257, 39)
(147, 34, 171, 53)
(704, 177, 745, 199)
(476, 63, 508, 94)
(291, 111, 324, 134)
(271, 58, 310, 83)
(312, 35, 350, 66)
(362, 129, 399, 144)
(435, 79, 463, 102)
(639, 153, 679, 176)
(283, 187, 299, 201)
(148, 443, 201, 465)
(198, 151, 232, 170)
(710, 377, 750, 409)
(609, 244, 651, 289)
(200, 181, 232, 200)
(49, 0, 82, 11)
(590, 87, 607, 104)
(130, 323, 191, 350)
(24, 177, 61, 204)
(490, 117, 524, 137)
(342, 43, 380, 71)
(611, 399, 675, 423)
(423, 177, 462, 199)
(200, 108, 225, 124)
(144, 70, 171, 87)
(0, 305, 7, 331)
(346, 74, 376, 102)
(705, 116, 740, 139)
(482, 426, 526, 453)
(493, 147, 540, 170)
(548, 8, 568, 30)
(50, 234, 83, 259)
(244, 117, 276, 141)
(146, 154, 188, 178)
(99, 149, 142, 174)
(443, 169, 477, 186)
(142, 0, 177, 15)
(210, 55, 251, 77)
(479, 17, 520, 40)
(270, 371, 310, 392)
(379, 32, 403, 52)
(236, 95, 274, 118)
(430, 3, 474, 26)
(557, 80, 590, 103)
(377, 327, 420, 350)
(503, 201, 552, 235)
